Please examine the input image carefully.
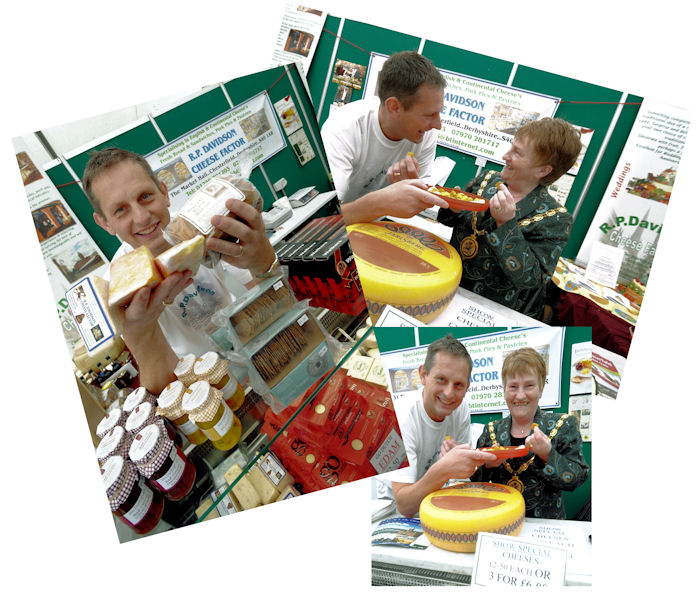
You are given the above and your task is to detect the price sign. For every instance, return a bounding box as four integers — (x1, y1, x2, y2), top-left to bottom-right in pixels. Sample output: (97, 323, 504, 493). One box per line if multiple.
(472, 532, 568, 587)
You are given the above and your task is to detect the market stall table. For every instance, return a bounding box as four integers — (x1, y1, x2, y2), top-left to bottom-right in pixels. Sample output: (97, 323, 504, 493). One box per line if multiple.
(371, 509, 592, 587)
(552, 258, 638, 357)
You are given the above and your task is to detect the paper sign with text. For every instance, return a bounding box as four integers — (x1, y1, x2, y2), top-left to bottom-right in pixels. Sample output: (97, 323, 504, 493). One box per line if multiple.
(473, 532, 568, 587)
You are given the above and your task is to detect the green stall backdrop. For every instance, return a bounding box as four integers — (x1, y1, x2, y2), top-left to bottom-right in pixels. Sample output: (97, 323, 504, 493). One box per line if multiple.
(374, 325, 592, 520)
(43, 63, 334, 261)
(304, 15, 644, 260)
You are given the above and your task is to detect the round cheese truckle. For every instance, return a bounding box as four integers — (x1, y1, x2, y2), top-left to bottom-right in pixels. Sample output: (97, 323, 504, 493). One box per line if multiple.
(419, 482, 525, 553)
(346, 221, 462, 324)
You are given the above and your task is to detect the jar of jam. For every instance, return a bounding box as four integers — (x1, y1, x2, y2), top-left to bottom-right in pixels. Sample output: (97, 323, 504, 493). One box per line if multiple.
(157, 381, 207, 445)
(193, 352, 245, 411)
(174, 353, 198, 386)
(129, 421, 196, 501)
(125, 401, 183, 448)
(96, 425, 132, 466)
(182, 381, 241, 451)
(122, 386, 156, 417)
(96, 407, 125, 439)
(102, 455, 164, 535)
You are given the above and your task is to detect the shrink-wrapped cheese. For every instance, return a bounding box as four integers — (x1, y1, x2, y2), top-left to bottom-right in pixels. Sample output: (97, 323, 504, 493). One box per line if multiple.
(154, 235, 205, 277)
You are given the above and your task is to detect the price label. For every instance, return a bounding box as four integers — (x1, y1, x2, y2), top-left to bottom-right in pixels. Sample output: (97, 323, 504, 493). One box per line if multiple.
(472, 532, 568, 587)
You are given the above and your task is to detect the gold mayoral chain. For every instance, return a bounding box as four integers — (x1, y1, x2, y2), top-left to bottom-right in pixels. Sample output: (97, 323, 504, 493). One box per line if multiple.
(459, 171, 568, 260)
(487, 415, 569, 493)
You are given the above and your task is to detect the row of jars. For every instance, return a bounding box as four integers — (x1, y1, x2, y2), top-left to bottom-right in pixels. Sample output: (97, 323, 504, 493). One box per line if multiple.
(96, 390, 196, 534)
(162, 352, 246, 450)
(96, 352, 247, 534)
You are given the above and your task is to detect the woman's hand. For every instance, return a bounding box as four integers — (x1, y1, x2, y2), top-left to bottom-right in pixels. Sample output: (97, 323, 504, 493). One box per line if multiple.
(525, 426, 552, 463)
(489, 184, 517, 227)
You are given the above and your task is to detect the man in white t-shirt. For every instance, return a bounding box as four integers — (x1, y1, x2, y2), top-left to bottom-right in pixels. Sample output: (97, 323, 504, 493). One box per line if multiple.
(390, 335, 496, 517)
(321, 51, 449, 224)
(84, 147, 278, 393)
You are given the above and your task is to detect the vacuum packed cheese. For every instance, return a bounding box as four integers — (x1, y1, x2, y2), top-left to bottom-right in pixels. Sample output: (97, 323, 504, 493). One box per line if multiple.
(154, 235, 206, 277)
(347, 222, 462, 323)
(420, 482, 525, 552)
(224, 463, 262, 510)
(108, 245, 163, 308)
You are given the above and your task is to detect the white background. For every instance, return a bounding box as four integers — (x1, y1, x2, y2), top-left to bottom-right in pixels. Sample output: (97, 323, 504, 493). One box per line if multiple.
(2, 1, 697, 593)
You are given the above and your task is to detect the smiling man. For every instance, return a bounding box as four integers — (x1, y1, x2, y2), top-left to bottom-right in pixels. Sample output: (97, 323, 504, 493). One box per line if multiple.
(83, 147, 277, 392)
(389, 334, 496, 517)
(321, 51, 449, 225)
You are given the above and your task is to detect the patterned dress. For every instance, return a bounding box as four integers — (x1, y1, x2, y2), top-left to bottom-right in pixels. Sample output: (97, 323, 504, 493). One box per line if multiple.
(437, 170, 572, 319)
(473, 408, 589, 519)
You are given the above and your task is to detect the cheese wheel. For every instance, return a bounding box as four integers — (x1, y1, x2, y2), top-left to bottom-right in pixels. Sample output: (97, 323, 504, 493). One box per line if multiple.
(347, 222, 461, 323)
(419, 482, 525, 553)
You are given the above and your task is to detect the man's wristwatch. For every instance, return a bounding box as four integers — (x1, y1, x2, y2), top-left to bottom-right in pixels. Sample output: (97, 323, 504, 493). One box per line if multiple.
(255, 255, 280, 279)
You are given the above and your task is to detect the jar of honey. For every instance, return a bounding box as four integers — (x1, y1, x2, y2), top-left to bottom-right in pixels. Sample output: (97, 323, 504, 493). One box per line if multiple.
(157, 381, 207, 445)
(129, 421, 196, 501)
(102, 455, 164, 535)
(193, 352, 245, 411)
(174, 353, 198, 386)
(182, 381, 241, 451)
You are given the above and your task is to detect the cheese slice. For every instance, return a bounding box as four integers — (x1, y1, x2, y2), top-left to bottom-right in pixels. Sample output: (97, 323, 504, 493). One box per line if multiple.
(347, 222, 462, 323)
(108, 245, 163, 308)
(420, 482, 525, 553)
(155, 235, 206, 277)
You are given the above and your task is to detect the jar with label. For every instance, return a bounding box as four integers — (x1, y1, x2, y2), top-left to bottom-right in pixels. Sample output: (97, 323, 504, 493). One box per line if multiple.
(102, 455, 164, 535)
(174, 353, 198, 386)
(122, 386, 156, 417)
(129, 421, 196, 501)
(182, 381, 241, 451)
(96, 425, 132, 466)
(96, 407, 125, 439)
(157, 381, 207, 445)
(193, 352, 245, 411)
(125, 401, 183, 448)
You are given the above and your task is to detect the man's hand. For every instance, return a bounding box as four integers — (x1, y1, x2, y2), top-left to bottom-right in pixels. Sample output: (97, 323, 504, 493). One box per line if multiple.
(489, 184, 517, 227)
(208, 199, 277, 276)
(525, 426, 552, 463)
(112, 271, 193, 337)
(440, 436, 459, 458)
(439, 444, 497, 478)
(341, 179, 448, 225)
(387, 154, 420, 184)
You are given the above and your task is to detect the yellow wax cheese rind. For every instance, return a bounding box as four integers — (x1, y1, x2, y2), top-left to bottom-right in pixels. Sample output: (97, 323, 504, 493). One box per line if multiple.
(347, 222, 462, 323)
(419, 482, 525, 553)
(155, 235, 206, 277)
(224, 463, 262, 510)
(108, 245, 163, 308)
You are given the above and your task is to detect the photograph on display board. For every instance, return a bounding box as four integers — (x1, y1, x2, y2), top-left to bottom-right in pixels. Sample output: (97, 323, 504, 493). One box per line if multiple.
(310, 13, 690, 386)
(12, 61, 413, 543)
(369, 326, 592, 587)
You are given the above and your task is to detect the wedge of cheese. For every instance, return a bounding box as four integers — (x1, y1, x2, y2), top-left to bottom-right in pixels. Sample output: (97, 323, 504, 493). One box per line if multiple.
(108, 245, 163, 308)
(224, 463, 262, 510)
(154, 235, 206, 277)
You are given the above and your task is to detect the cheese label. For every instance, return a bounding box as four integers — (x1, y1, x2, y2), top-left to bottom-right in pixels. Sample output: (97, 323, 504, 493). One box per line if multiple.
(369, 428, 406, 474)
(178, 179, 245, 235)
(259, 454, 287, 487)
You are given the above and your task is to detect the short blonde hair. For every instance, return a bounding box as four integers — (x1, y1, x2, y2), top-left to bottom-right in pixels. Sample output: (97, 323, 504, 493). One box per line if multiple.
(515, 118, 582, 185)
(501, 347, 547, 390)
